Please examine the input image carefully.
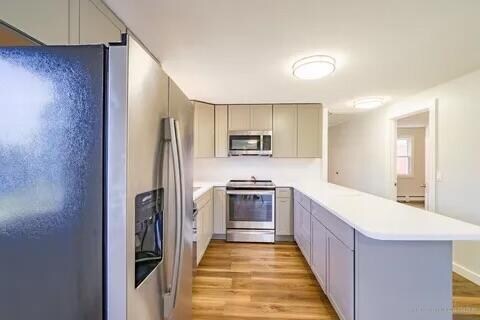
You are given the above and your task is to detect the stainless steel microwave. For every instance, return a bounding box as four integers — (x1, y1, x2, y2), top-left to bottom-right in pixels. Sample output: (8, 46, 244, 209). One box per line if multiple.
(228, 130, 272, 156)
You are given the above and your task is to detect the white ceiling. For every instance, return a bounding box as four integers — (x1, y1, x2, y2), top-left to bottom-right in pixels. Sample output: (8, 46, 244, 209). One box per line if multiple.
(105, 0, 480, 112)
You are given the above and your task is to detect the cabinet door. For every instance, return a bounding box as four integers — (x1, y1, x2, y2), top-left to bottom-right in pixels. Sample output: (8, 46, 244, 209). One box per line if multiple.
(207, 199, 214, 242)
(228, 105, 251, 130)
(276, 197, 292, 236)
(311, 217, 328, 291)
(273, 105, 297, 157)
(301, 206, 311, 264)
(297, 104, 322, 158)
(0, 0, 69, 44)
(328, 233, 354, 320)
(194, 102, 215, 158)
(79, 0, 122, 44)
(196, 207, 204, 265)
(213, 188, 226, 235)
(214, 105, 228, 157)
(294, 200, 301, 247)
(251, 105, 272, 130)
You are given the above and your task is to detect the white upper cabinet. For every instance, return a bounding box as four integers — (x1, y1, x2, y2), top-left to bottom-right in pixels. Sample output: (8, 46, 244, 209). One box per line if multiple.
(194, 101, 215, 158)
(0, 0, 70, 44)
(0, 0, 125, 45)
(297, 104, 323, 158)
(228, 104, 272, 131)
(228, 105, 251, 131)
(273, 104, 298, 158)
(78, 0, 123, 44)
(250, 105, 272, 130)
(214, 105, 229, 157)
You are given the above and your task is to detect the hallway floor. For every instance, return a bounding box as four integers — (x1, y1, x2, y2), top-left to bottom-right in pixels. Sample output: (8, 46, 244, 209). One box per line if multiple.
(193, 240, 480, 319)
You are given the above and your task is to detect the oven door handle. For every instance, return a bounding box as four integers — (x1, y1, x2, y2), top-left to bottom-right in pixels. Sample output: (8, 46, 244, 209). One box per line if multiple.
(226, 190, 275, 196)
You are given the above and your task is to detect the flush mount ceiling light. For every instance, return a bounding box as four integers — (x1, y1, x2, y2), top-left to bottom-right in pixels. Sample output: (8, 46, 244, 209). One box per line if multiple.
(354, 97, 385, 109)
(292, 55, 336, 80)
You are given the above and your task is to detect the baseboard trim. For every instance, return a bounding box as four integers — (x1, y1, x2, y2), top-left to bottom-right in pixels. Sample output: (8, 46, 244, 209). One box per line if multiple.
(453, 262, 480, 286)
(397, 195, 425, 202)
(212, 233, 226, 240)
(275, 235, 294, 242)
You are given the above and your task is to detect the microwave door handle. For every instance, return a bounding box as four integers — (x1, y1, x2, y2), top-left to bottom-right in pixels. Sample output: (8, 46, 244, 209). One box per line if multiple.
(162, 117, 183, 318)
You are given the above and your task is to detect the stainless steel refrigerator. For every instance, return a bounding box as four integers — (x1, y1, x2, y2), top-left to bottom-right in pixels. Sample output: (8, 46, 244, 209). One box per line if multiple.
(0, 33, 193, 320)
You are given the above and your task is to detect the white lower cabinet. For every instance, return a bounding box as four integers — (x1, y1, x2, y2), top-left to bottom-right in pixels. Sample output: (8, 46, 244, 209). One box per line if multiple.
(275, 187, 293, 237)
(213, 187, 226, 236)
(294, 189, 354, 320)
(195, 190, 213, 265)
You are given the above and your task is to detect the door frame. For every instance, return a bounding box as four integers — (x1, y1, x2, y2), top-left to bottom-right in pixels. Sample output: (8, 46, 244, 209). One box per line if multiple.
(387, 99, 438, 211)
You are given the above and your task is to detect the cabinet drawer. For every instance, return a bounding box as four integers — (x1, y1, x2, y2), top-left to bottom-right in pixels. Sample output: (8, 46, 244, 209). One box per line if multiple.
(294, 190, 311, 212)
(276, 187, 291, 198)
(311, 201, 354, 250)
(195, 188, 213, 210)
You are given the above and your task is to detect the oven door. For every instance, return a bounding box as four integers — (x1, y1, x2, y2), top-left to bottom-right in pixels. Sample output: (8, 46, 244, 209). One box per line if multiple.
(226, 190, 275, 229)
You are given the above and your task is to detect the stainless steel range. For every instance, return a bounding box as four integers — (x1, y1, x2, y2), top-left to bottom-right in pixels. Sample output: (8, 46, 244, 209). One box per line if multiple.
(226, 178, 275, 243)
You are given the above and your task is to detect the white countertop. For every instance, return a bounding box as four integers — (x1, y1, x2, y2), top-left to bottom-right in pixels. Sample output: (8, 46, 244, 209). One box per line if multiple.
(193, 180, 480, 241)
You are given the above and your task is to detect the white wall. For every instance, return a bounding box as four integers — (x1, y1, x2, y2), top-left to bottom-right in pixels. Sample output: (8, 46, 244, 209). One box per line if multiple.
(194, 158, 323, 184)
(329, 68, 480, 284)
(397, 127, 426, 199)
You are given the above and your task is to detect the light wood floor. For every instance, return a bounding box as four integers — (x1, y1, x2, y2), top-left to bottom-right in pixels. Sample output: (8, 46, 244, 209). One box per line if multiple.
(453, 273, 480, 319)
(193, 240, 338, 319)
(193, 240, 480, 320)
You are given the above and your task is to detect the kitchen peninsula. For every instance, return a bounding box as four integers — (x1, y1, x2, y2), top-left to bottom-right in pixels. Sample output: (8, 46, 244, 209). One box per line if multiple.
(193, 180, 480, 320)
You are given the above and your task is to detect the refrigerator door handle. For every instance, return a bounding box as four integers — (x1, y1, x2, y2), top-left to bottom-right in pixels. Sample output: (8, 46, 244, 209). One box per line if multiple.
(173, 119, 186, 303)
(162, 117, 184, 318)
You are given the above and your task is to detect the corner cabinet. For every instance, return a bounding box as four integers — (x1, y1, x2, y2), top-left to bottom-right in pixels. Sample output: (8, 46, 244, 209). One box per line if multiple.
(273, 104, 323, 158)
(194, 101, 215, 158)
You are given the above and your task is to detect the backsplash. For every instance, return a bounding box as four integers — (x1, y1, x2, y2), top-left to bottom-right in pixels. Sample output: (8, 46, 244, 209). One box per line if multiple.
(194, 157, 323, 183)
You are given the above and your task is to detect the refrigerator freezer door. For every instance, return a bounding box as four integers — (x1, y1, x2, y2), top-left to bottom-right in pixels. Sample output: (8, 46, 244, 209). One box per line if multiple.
(106, 34, 170, 320)
(167, 79, 194, 320)
(0, 46, 105, 319)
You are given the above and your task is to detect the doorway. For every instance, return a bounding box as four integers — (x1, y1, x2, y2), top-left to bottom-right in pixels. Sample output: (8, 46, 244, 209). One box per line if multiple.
(387, 100, 437, 211)
(395, 112, 429, 209)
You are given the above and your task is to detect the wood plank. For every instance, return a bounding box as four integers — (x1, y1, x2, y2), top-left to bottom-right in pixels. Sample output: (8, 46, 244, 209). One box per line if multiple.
(193, 240, 339, 319)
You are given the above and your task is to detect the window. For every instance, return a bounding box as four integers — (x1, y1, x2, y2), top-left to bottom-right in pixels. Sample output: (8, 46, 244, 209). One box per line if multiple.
(397, 137, 413, 176)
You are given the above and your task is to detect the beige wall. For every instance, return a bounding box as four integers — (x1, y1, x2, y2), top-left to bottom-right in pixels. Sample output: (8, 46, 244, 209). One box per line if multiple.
(329, 68, 480, 284)
(397, 127, 426, 198)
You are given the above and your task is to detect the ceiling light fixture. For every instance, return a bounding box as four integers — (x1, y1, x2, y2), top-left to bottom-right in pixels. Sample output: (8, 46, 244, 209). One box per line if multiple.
(354, 97, 385, 109)
(292, 55, 336, 80)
